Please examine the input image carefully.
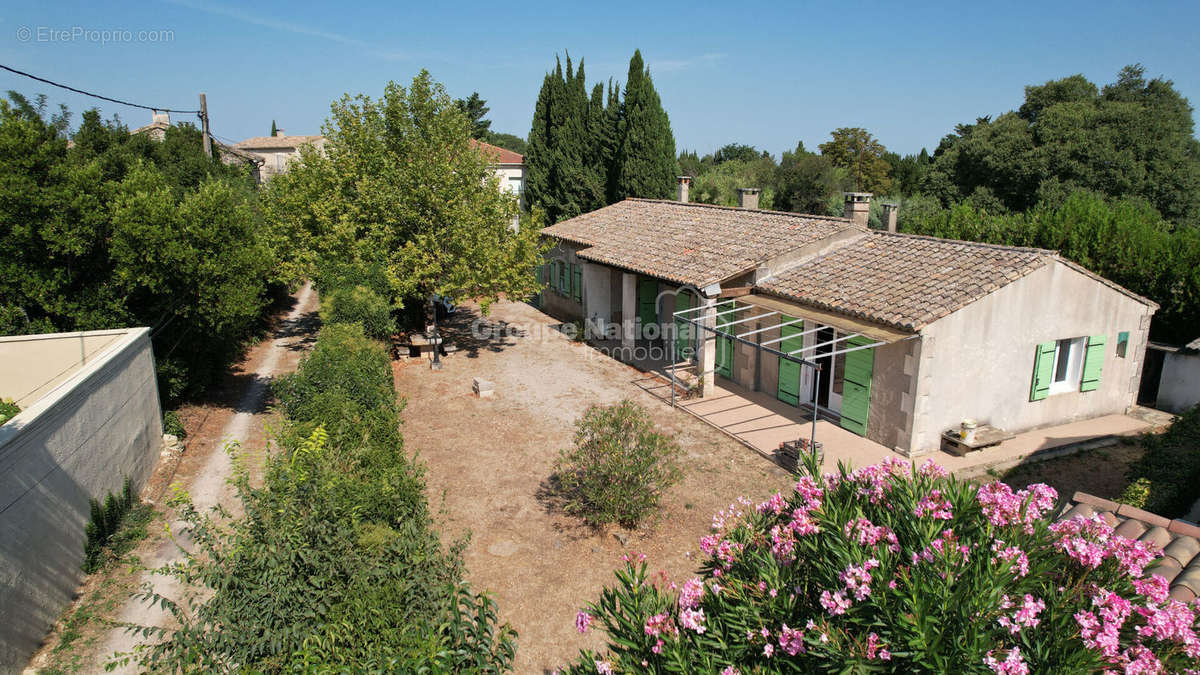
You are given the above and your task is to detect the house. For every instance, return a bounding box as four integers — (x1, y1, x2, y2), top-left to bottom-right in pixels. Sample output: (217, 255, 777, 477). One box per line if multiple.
(539, 180, 1157, 456)
(131, 111, 263, 182)
(470, 139, 526, 212)
(1141, 338, 1200, 413)
(0, 328, 163, 669)
(233, 130, 326, 180)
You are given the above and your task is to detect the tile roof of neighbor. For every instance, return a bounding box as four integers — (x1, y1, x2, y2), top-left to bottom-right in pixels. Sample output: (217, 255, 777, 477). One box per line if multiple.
(756, 231, 1157, 332)
(469, 139, 524, 165)
(542, 198, 857, 288)
(234, 135, 325, 150)
(1062, 492, 1200, 603)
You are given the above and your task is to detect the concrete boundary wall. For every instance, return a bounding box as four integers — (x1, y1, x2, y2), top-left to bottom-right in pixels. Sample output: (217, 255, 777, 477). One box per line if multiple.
(0, 328, 162, 672)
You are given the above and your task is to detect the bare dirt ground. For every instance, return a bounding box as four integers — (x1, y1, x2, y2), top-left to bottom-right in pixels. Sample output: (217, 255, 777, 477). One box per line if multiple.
(26, 283, 320, 674)
(395, 299, 794, 674)
(998, 439, 1145, 501)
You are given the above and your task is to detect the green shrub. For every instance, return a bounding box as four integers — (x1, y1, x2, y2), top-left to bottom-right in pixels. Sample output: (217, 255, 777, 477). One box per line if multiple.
(1117, 476, 1152, 509)
(0, 397, 19, 425)
(321, 284, 395, 341)
(162, 410, 186, 438)
(566, 456, 1199, 673)
(1125, 405, 1200, 517)
(122, 323, 515, 672)
(82, 478, 138, 573)
(552, 400, 683, 527)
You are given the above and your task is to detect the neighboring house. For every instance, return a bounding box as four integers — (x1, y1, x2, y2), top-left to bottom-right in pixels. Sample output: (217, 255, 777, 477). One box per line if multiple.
(233, 131, 326, 180)
(1142, 338, 1200, 413)
(539, 181, 1157, 456)
(470, 139, 526, 212)
(131, 111, 263, 182)
(0, 328, 163, 669)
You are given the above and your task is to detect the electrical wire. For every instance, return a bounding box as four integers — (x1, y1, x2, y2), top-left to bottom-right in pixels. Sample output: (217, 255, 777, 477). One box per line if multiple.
(0, 64, 202, 115)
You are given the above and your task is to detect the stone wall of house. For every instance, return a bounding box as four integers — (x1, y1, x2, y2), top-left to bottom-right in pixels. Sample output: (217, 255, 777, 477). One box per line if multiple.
(911, 260, 1155, 453)
(0, 328, 162, 670)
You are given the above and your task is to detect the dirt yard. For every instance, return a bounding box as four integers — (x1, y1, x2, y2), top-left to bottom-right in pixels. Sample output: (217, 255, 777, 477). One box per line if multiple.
(395, 300, 794, 673)
(998, 439, 1145, 502)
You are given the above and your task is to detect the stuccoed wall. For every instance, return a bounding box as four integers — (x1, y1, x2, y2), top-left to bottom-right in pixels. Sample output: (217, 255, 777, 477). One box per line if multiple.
(1158, 351, 1200, 413)
(0, 328, 162, 672)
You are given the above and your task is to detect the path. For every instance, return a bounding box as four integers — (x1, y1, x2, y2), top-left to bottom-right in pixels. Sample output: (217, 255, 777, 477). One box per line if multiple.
(83, 282, 318, 672)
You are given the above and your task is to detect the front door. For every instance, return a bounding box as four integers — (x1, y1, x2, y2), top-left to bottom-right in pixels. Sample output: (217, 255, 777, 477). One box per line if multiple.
(637, 278, 658, 337)
(776, 317, 803, 406)
(812, 327, 834, 408)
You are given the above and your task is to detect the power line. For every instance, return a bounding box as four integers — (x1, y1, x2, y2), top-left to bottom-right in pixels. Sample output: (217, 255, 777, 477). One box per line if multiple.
(0, 63, 201, 114)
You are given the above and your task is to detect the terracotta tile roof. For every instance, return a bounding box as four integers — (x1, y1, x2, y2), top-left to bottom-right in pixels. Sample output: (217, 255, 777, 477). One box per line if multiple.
(542, 199, 857, 288)
(234, 135, 325, 150)
(469, 139, 524, 165)
(756, 232, 1056, 332)
(1063, 492, 1200, 603)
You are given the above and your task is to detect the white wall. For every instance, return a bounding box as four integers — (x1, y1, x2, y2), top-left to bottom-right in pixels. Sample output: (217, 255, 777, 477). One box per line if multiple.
(911, 261, 1154, 453)
(1159, 351, 1200, 413)
(0, 328, 163, 670)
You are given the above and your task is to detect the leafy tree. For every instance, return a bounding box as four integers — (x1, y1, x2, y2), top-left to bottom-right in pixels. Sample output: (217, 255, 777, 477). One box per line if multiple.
(0, 94, 277, 402)
(267, 71, 544, 314)
(454, 91, 492, 139)
(691, 157, 777, 208)
(884, 149, 932, 197)
(818, 127, 893, 194)
(772, 141, 847, 215)
(707, 143, 762, 166)
(614, 49, 676, 201)
(923, 65, 1200, 226)
(483, 131, 527, 155)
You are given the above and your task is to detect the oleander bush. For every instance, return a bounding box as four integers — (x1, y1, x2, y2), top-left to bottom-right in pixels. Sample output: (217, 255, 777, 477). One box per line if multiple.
(567, 454, 1200, 673)
(552, 400, 682, 527)
(120, 323, 515, 671)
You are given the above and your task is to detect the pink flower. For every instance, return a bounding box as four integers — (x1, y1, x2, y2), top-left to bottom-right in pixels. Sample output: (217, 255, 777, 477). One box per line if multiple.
(680, 607, 707, 633)
(620, 551, 647, 563)
(917, 459, 949, 478)
(839, 559, 880, 601)
(984, 646, 1030, 675)
(1133, 574, 1170, 604)
(770, 524, 797, 564)
(644, 612, 677, 638)
(997, 594, 1045, 634)
(820, 589, 851, 616)
(866, 632, 890, 660)
(757, 491, 787, 515)
(914, 488, 954, 520)
(777, 623, 806, 656)
(595, 660, 613, 674)
(794, 476, 824, 510)
(843, 517, 900, 552)
(651, 638, 664, 654)
(679, 576, 705, 609)
(575, 611, 593, 633)
(762, 643, 774, 658)
(721, 668, 740, 675)
(991, 540, 1030, 577)
(977, 482, 1057, 533)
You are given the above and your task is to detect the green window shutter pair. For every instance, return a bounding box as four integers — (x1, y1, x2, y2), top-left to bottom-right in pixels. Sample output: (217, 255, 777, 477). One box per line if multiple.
(572, 264, 583, 303)
(1080, 335, 1106, 392)
(839, 336, 874, 436)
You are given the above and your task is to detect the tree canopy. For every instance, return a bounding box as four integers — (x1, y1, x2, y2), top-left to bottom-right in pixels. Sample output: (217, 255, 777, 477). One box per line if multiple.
(923, 65, 1200, 227)
(454, 91, 492, 139)
(818, 127, 893, 194)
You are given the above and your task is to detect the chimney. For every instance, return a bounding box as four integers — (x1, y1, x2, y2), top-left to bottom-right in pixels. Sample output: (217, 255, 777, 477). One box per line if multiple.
(676, 176, 692, 203)
(275, 128, 285, 137)
(843, 192, 872, 228)
(152, 110, 169, 126)
(737, 187, 761, 210)
(881, 202, 899, 233)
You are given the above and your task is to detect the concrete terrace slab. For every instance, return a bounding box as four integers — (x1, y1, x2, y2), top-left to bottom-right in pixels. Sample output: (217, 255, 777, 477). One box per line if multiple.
(638, 374, 1153, 478)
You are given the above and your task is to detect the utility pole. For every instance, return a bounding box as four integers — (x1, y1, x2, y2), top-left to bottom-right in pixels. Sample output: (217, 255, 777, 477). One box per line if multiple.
(199, 93, 212, 158)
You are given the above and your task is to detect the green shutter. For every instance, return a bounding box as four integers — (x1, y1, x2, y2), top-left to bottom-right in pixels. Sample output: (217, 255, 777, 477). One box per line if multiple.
(839, 336, 874, 436)
(572, 264, 583, 303)
(1080, 335, 1107, 392)
(558, 260, 569, 294)
(637, 278, 658, 330)
(716, 301, 734, 378)
(1029, 341, 1055, 401)
(776, 317, 803, 406)
(675, 290, 693, 361)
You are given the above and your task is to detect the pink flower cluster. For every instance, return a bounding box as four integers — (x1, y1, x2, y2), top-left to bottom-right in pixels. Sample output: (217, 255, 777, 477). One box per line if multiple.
(984, 647, 1030, 675)
(575, 610, 593, 633)
(839, 559, 880, 601)
(990, 539, 1031, 577)
(976, 481, 1057, 533)
(911, 529, 971, 566)
(770, 524, 797, 564)
(678, 576, 705, 610)
(914, 488, 954, 520)
(1135, 598, 1200, 659)
(917, 458, 949, 478)
(865, 631, 891, 660)
(1076, 588, 1135, 660)
(843, 517, 900, 553)
(679, 607, 707, 633)
(996, 594, 1045, 634)
(1049, 514, 1159, 576)
(793, 476, 824, 511)
(843, 461, 905, 504)
(777, 623, 806, 656)
(757, 491, 788, 515)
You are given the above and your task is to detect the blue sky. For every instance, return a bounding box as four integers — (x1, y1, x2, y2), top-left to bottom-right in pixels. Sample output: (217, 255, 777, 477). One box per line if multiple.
(2, 1, 1198, 156)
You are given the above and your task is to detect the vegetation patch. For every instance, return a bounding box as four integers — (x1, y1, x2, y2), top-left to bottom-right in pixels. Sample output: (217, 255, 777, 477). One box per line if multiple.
(161, 410, 186, 438)
(0, 397, 19, 425)
(83, 479, 152, 574)
(1122, 405, 1200, 517)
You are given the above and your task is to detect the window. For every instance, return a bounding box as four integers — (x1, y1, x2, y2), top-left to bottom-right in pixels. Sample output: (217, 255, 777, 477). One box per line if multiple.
(1050, 337, 1086, 394)
(508, 177, 523, 195)
(1117, 331, 1129, 358)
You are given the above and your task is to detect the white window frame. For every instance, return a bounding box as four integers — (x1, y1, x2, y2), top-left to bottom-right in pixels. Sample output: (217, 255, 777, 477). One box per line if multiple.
(1049, 336, 1086, 395)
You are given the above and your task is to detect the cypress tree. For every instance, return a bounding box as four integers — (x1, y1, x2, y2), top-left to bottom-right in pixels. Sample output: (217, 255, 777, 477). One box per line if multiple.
(526, 69, 557, 220)
(270, 119, 278, 137)
(614, 50, 676, 201)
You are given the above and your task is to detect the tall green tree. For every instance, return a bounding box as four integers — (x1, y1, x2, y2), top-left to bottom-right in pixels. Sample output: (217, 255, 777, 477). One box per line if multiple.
(270, 119, 278, 136)
(454, 91, 492, 139)
(614, 49, 676, 201)
(818, 127, 893, 194)
(923, 65, 1200, 226)
(267, 71, 544, 313)
(772, 141, 846, 214)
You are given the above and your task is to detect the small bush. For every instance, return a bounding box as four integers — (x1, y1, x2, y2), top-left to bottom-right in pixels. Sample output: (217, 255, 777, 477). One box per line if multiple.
(82, 478, 138, 573)
(1125, 405, 1200, 517)
(566, 455, 1200, 673)
(321, 284, 395, 341)
(553, 400, 682, 527)
(0, 397, 19, 425)
(1117, 476, 1152, 509)
(162, 410, 186, 438)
